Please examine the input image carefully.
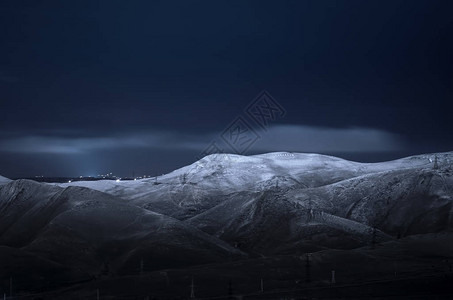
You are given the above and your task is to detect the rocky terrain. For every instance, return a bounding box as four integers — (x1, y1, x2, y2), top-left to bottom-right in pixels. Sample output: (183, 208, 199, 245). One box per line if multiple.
(0, 152, 452, 299)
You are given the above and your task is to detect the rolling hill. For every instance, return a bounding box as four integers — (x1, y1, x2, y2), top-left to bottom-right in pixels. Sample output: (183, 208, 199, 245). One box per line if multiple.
(0, 151, 452, 298)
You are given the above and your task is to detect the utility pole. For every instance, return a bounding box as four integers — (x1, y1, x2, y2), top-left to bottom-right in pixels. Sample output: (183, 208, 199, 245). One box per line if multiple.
(305, 254, 311, 283)
(260, 278, 264, 292)
(163, 271, 170, 286)
(331, 270, 336, 284)
(140, 258, 144, 276)
(190, 277, 195, 299)
(96, 288, 100, 300)
(434, 155, 439, 170)
(371, 227, 377, 248)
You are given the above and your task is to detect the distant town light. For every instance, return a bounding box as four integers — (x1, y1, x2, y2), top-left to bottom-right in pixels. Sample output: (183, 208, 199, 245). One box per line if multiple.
(116, 179, 121, 182)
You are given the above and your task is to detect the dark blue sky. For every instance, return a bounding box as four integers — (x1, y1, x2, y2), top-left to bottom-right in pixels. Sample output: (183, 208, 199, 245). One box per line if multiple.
(0, 0, 452, 178)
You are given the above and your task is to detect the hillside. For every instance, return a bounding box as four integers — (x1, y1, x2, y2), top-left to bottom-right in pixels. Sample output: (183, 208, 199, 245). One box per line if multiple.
(59, 152, 447, 219)
(0, 151, 452, 298)
(0, 180, 244, 291)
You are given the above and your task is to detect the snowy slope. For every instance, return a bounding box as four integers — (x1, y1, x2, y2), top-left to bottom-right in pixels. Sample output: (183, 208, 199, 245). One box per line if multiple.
(288, 165, 453, 236)
(55, 152, 453, 235)
(59, 152, 449, 220)
(61, 151, 442, 193)
(0, 152, 452, 296)
(185, 189, 393, 255)
(2, 152, 451, 265)
(183, 153, 452, 254)
(0, 175, 11, 186)
(0, 151, 452, 295)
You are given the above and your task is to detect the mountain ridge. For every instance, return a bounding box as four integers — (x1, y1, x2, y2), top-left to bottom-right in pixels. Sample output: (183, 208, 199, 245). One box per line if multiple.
(0, 151, 452, 297)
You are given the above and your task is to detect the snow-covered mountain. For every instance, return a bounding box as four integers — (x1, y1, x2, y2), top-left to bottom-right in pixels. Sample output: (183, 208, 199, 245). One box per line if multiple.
(0, 151, 452, 297)
(59, 152, 447, 217)
(60, 151, 453, 237)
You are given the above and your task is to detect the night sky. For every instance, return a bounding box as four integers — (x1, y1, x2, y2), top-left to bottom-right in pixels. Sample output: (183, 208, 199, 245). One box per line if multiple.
(0, 1, 452, 178)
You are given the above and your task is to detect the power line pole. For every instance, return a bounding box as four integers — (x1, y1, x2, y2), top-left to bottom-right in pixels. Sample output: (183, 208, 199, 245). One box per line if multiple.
(190, 277, 195, 299)
(140, 257, 144, 276)
(371, 227, 377, 248)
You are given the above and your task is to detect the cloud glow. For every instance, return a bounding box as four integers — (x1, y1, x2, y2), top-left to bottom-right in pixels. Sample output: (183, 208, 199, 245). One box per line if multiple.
(0, 125, 404, 155)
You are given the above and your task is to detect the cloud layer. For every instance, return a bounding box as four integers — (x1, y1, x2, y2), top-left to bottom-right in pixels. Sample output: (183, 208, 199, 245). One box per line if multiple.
(0, 124, 404, 155)
(252, 125, 404, 153)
